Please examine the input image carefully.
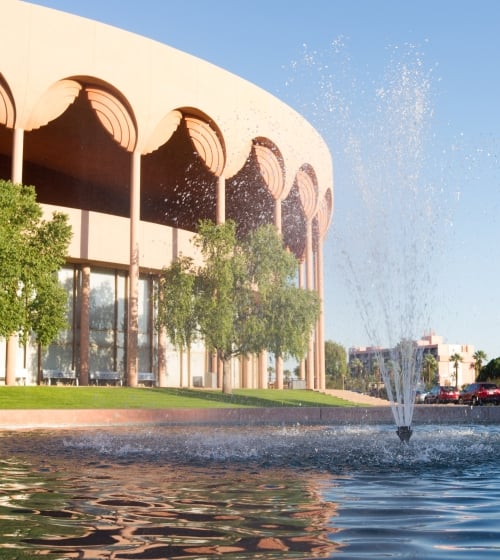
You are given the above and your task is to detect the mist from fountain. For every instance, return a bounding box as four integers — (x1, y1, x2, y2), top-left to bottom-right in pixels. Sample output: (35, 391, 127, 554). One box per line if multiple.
(284, 41, 450, 440)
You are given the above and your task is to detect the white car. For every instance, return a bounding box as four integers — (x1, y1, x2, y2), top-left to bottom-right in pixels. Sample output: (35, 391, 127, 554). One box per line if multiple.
(415, 389, 428, 404)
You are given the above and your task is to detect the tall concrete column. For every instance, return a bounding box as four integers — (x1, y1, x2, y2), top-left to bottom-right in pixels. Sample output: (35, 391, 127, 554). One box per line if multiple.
(127, 150, 141, 387)
(252, 354, 259, 388)
(215, 176, 226, 389)
(273, 197, 284, 389)
(274, 198, 282, 233)
(258, 350, 267, 389)
(79, 266, 90, 386)
(11, 127, 23, 183)
(298, 261, 306, 382)
(275, 355, 284, 390)
(313, 238, 320, 390)
(305, 221, 314, 390)
(6, 128, 25, 386)
(5, 337, 18, 387)
(216, 175, 225, 225)
(241, 354, 251, 388)
(316, 236, 326, 390)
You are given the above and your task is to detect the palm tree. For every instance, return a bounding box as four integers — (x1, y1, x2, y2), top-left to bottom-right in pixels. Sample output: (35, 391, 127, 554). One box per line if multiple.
(350, 358, 363, 378)
(449, 352, 463, 389)
(371, 359, 381, 396)
(349, 358, 363, 392)
(422, 353, 438, 386)
(472, 350, 487, 380)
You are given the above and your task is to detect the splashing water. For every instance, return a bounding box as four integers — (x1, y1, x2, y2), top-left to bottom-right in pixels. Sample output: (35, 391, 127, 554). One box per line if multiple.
(3, 426, 500, 558)
(284, 41, 448, 436)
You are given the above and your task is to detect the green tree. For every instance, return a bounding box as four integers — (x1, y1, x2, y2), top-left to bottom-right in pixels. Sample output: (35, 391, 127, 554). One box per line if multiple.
(157, 256, 198, 387)
(472, 350, 487, 380)
(324, 341, 347, 389)
(371, 358, 381, 396)
(234, 222, 316, 391)
(247, 224, 319, 388)
(349, 357, 364, 392)
(0, 180, 71, 382)
(449, 352, 463, 389)
(478, 356, 500, 382)
(350, 357, 363, 377)
(191, 220, 320, 394)
(266, 286, 320, 386)
(243, 223, 318, 389)
(193, 220, 248, 394)
(422, 353, 438, 386)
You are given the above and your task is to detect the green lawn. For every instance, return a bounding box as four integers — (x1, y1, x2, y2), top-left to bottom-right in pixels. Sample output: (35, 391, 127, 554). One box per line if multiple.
(0, 386, 360, 409)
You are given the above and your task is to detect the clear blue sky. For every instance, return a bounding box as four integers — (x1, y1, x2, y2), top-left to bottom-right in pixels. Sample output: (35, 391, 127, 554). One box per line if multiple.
(30, 1, 500, 361)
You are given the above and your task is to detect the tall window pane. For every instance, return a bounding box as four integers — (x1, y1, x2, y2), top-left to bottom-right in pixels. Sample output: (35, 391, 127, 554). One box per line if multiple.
(89, 269, 116, 372)
(42, 266, 75, 372)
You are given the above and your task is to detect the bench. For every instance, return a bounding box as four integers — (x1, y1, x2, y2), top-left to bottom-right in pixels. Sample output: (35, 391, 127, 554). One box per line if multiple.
(43, 370, 78, 386)
(0, 369, 29, 385)
(192, 375, 203, 387)
(90, 371, 123, 386)
(138, 372, 155, 387)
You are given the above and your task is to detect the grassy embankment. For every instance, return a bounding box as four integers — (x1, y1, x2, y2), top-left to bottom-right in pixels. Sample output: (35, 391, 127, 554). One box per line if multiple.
(0, 387, 360, 409)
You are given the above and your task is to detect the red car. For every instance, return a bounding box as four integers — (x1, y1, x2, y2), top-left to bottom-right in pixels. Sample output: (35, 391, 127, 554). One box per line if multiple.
(424, 385, 460, 404)
(459, 383, 500, 406)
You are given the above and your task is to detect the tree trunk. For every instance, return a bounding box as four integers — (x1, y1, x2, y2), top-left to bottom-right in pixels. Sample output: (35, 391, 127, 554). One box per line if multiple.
(158, 326, 168, 387)
(37, 344, 42, 385)
(275, 354, 284, 389)
(187, 345, 192, 388)
(221, 351, 232, 394)
(179, 348, 184, 387)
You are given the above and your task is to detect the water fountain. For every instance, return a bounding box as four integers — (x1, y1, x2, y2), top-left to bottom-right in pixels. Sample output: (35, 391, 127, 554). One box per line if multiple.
(285, 42, 447, 441)
(395, 425, 412, 442)
(379, 339, 424, 442)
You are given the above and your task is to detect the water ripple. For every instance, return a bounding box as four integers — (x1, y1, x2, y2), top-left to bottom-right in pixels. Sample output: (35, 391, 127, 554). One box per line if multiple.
(1, 424, 499, 558)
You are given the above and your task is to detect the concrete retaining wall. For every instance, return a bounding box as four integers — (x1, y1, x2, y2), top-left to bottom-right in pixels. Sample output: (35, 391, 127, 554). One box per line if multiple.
(0, 405, 499, 430)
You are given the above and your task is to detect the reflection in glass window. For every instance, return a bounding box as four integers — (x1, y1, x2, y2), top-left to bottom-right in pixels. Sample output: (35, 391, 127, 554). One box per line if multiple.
(41, 266, 75, 373)
(42, 267, 155, 381)
(138, 276, 152, 374)
(89, 269, 116, 372)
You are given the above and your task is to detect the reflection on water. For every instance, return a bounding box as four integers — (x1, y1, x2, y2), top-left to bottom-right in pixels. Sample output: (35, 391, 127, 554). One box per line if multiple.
(0, 427, 340, 559)
(0, 424, 500, 558)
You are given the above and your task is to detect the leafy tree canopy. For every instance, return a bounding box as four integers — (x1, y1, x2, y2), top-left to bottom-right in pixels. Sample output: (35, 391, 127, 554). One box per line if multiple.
(325, 341, 348, 387)
(472, 349, 488, 379)
(157, 255, 197, 351)
(0, 180, 72, 345)
(449, 352, 463, 389)
(157, 220, 320, 393)
(478, 357, 500, 382)
(422, 352, 438, 386)
(243, 224, 319, 362)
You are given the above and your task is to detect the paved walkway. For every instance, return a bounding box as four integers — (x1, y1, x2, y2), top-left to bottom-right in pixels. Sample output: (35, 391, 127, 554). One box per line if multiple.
(323, 389, 390, 406)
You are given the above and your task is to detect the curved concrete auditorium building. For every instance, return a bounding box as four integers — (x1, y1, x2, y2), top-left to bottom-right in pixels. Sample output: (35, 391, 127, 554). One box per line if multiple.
(0, 1, 333, 389)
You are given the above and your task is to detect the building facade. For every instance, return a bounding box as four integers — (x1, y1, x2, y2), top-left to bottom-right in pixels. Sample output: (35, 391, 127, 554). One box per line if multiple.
(349, 333, 476, 389)
(0, 1, 333, 389)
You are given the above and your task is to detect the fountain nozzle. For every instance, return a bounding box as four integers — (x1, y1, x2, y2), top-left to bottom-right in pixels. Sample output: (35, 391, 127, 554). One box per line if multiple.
(396, 426, 413, 443)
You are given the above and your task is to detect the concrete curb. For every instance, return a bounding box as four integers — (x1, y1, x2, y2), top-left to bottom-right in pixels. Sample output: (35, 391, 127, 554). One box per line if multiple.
(0, 405, 499, 430)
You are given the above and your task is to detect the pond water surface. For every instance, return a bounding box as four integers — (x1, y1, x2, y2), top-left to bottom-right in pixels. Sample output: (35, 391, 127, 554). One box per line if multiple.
(0, 424, 499, 559)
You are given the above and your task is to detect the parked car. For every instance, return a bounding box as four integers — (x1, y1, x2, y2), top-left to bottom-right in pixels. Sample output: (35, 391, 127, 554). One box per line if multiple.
(415, 389, 428, 404)
(424, 385, 460, 404)
(459, 383, 500, 406)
